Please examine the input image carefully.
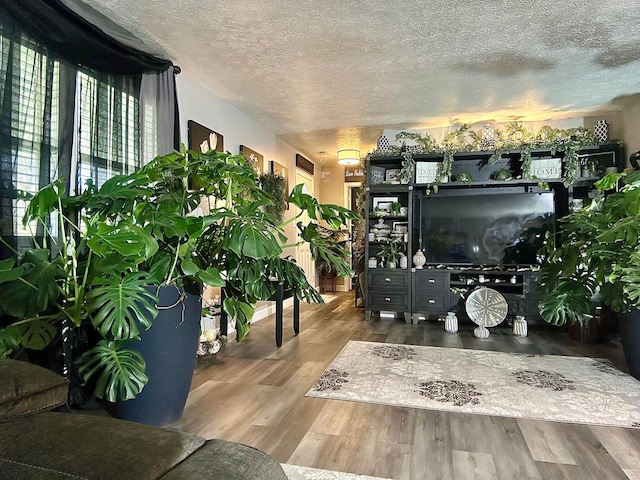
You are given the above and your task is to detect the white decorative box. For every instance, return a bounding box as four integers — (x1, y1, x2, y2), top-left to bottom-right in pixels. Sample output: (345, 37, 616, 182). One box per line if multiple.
(530, 158, 562, 179)
(415, 162, 442, 183)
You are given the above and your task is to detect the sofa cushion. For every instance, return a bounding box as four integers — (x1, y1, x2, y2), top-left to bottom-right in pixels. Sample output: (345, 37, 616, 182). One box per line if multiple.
(0, 412, 207, 480)
(0, 359, 68, 420)
(160, 439, 288, 480)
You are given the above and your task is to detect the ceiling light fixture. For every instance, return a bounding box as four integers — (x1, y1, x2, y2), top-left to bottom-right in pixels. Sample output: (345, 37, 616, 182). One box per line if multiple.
(337, 149, 360, 165)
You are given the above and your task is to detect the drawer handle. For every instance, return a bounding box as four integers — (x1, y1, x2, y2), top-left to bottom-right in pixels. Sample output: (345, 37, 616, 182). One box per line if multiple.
(428, 299, 436, 304)
(428, 279, 435, 284)
(384, 297, 391, 302)
(384, 277, 391, 282)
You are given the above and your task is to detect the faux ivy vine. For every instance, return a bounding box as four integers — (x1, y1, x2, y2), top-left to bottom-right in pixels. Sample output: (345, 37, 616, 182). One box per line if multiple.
(371, 123, 611, 187)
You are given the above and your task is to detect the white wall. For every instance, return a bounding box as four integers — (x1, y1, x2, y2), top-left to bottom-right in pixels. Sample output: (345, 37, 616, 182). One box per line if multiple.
(176, 74, 325, 259)
(176, 75, 277, 165)
(176, 74, 305, 320)
(176, 73, 336, 320)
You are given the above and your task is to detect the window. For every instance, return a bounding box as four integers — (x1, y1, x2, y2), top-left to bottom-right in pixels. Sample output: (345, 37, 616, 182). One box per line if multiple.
(0, 29, 141, 249)
(0, 33, 59, 239)
(75, 71, 139, 193)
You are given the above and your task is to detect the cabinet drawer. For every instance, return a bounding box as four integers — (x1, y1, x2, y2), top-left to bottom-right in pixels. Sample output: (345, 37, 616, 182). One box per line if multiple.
(368, 271, 409, 291)
(413, 293, 449, 312)
(367, 292, 409, 311)
(413, 271, 449, 292)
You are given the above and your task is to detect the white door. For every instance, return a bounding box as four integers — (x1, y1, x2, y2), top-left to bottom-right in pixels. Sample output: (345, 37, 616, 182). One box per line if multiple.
(295, 170, 316, 288)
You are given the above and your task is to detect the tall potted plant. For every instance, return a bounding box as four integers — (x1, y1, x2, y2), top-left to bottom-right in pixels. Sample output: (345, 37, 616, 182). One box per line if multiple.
(538, 170, 640, 378)
(0, 146, 357, 424)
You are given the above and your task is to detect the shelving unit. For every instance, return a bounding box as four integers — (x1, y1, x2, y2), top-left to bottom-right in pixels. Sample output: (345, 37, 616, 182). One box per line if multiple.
(363, 143, 623, 324)
(364, 178, 412, 322)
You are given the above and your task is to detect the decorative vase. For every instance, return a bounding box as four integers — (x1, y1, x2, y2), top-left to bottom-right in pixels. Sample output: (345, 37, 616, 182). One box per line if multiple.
(445, 312, 458, 333)
(376, 135, 390, 153)
(368, 257, 377, 268)
(387, 260, 396, 269)
(594, 119, 609, 143)
(480, 124, 496, 150)
(513, 315, 528, 337)
(117, 285, 201, 427)
(399, 255, 408, 269)
(474, 325, 490, 339)
(413, 249, 426, 269)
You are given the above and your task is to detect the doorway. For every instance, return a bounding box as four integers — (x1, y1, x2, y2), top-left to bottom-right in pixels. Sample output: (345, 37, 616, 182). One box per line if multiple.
(294, 169, 315, 288)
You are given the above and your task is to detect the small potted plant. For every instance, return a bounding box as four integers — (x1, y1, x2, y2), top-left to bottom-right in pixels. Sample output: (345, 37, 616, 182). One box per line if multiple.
(538, 170, 640, 378)
(390, 201, 402, 216)
(378, 241, 403, 269)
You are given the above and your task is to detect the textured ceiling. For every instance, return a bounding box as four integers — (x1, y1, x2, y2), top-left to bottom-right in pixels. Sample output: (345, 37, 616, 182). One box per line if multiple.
(81, 0, 640, 165)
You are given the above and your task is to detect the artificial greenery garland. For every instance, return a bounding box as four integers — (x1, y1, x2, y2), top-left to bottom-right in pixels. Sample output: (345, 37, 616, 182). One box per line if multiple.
(370, 122, 613, 187)
(260, 172, 288, 224)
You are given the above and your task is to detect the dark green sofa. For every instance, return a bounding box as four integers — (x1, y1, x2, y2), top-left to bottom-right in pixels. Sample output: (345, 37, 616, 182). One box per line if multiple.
(0, 360, 288, 480)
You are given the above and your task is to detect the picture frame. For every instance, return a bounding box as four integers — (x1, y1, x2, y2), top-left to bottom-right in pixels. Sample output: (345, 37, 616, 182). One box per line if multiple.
(369, 165, 385, 185)
(385, 168, 401, 183)
(392, 221, 408, 233)
(372, 196, 398, 213)
(530, 157, 562, 179)
(187, 120, 224, 153)
(415, 162, 441, 183)
(269, 160, 288, 184)
(240, 145, 264, 174)
(187, 120, 224, 189)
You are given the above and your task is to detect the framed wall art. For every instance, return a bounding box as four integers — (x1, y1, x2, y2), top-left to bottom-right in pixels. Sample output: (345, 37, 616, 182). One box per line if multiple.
(372, 196, 398, 213)
(240, 145, 264, 174)
(187, 120, 224, 153)
(369, 165, 385, 185)
(269, 160, 288, 184)
(385, 168, 401, 183)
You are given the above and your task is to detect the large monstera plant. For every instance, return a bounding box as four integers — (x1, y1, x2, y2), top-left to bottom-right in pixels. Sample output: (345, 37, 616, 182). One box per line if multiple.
(539, 170, 640, 325)
(0, 146, 357, 402)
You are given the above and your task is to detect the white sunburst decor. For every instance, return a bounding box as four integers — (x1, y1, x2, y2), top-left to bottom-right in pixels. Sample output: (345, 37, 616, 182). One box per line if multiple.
(307, 341, 640, 429)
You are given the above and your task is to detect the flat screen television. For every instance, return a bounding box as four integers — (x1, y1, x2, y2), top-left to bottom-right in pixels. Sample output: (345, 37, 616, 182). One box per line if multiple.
(419, 190, 555, 266)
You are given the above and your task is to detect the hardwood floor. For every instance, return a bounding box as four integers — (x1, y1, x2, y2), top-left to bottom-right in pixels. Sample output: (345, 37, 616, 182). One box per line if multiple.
(170, 292, 640, 480)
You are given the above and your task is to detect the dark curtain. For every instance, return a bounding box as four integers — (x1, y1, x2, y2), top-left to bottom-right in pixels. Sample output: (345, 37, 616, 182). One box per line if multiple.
(0, 12, 76, 257)
(0, 0, 172, 74)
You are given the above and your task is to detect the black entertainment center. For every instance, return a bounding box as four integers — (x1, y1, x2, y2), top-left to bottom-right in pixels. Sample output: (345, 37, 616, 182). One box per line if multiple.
(364, 143, 623, 325)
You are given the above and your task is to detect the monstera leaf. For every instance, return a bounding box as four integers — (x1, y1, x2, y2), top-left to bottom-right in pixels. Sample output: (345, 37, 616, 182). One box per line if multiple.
(223, 214, 281, 259)
(0, 258, 24, 283)
(80, 340, 148, 402)
(18, 318, 60, 351)
(86, 221, 157, 259)
(222, 296, 255, 340)
(86, 272, 158, 340)
(0, 325, 22, 359)
(0, 249, 64, 318)
(597, 217, 640, 245)
(538, 283, 593, 326)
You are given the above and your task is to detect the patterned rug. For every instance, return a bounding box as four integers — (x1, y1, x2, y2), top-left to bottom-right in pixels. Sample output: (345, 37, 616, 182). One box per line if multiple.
(282, 464, 392, 480)
(306, 341, 640, 429)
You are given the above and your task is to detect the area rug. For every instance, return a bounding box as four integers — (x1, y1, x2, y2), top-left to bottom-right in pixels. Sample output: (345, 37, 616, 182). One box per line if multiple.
(306, 341, 640, 429)
(282, 464, 392, 480)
